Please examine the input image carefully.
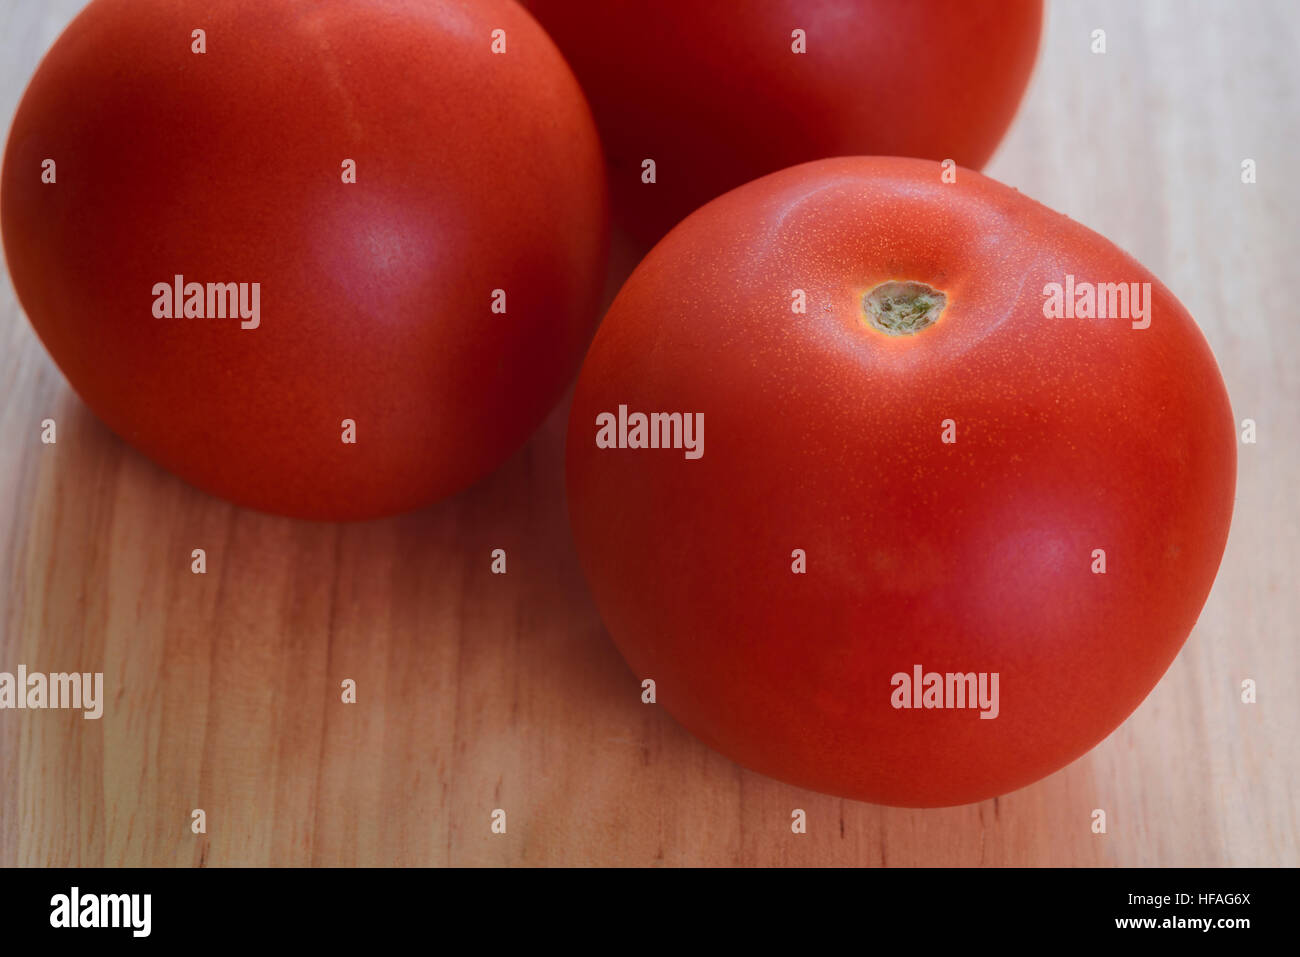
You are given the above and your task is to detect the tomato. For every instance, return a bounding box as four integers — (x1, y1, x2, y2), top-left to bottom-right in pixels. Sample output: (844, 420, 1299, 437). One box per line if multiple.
(566, 157, 1236, 807)
(523, 0, 1041, 251)
(2, 0, 607, 520)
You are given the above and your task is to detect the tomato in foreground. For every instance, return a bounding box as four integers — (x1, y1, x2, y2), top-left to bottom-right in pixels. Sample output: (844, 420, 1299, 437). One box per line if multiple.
(2, 0, 607, 520)
(566, 157, 1236, 807)
(523, 0, 1042, 250)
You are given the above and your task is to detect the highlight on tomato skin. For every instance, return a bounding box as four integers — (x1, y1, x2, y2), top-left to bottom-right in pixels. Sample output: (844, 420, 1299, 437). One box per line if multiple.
(522, 0, 1043, 252)
(565, 156, 1236, 808)
(0, 0, 609, 521)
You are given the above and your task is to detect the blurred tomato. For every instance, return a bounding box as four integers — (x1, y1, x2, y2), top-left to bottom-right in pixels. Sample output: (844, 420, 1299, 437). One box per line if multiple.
(2, 0, 607, 519)
(523, 0, 1041, 250)
(566, 157, 1236, 807)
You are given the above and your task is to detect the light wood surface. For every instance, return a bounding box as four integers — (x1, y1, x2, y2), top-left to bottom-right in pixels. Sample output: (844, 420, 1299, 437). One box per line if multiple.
(1, 0, 1296, 867)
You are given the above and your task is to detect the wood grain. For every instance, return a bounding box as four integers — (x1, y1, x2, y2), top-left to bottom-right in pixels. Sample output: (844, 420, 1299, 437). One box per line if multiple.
(1, 0, 1296, 867)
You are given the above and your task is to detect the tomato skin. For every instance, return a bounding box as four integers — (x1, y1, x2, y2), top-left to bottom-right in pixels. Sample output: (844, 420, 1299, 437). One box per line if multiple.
(523, 0, 1041, 249)
(566, 157, 1236, 807)
(2, 0, 607, 520)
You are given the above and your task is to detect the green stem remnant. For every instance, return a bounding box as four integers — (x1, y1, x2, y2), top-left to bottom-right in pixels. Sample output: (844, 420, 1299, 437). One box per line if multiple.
(863, 280, 947, 335)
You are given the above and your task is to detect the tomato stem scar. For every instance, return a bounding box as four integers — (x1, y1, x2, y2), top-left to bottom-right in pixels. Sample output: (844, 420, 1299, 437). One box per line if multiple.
(863, 281, 947, 335)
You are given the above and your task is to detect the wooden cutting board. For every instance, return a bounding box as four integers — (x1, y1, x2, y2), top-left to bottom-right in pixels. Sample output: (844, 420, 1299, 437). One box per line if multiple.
(1, 0, 1296, 866)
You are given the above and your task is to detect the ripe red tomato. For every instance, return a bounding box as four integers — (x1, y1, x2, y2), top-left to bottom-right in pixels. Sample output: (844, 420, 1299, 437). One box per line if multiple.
(2, 0, 607, 520)
(566, 157, 1236, 807)
(523, 0, 1041, 250)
